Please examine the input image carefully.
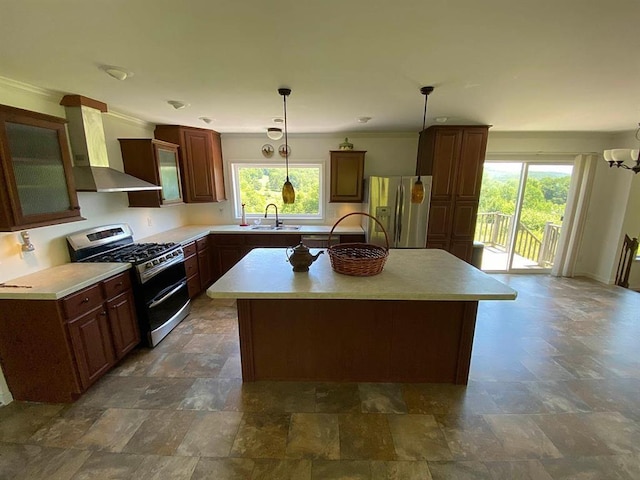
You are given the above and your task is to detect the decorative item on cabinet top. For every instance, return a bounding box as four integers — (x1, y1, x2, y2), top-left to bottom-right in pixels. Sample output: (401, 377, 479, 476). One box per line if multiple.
(339, 137, 354, 150)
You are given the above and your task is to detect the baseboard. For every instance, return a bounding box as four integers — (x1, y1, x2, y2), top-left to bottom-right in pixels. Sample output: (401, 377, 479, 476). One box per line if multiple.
(576, 272, 613, 285)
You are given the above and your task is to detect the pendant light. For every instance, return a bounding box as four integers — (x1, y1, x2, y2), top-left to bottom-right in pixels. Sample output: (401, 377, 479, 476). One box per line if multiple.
(411, 86, 434, 204)
(279, 87, 295, 204)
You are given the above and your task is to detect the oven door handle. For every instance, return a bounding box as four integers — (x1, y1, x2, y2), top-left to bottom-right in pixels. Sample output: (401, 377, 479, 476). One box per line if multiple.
(148, 281, 187, 309)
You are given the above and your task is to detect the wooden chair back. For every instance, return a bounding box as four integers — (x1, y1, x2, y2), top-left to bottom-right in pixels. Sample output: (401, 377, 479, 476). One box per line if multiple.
(615, 234, 639, 288)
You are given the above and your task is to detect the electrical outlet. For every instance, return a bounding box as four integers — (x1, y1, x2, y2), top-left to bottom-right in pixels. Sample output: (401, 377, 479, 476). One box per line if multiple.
(147, 217, 152, 227)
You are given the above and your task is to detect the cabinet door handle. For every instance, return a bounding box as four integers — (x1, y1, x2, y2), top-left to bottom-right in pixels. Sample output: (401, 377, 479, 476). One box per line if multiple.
(81, 297, 90, 303)
(100, 311, 107, 316)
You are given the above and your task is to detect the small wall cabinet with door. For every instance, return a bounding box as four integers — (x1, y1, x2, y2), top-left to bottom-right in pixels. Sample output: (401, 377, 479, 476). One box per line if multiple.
(417, 126, 490, 263)
(0, 271, 140, 402)
(119, 139, 182, 207)
(154, 125, 226, 203)
(0, 104, 82, 231)
(329, 150, 366, 202)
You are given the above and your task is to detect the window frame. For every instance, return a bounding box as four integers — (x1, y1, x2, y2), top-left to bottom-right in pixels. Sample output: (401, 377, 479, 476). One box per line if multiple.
(230, 161, 325, 220)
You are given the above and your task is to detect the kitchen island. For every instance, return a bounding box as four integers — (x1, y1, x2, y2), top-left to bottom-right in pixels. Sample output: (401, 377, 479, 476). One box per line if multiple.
(207, 248, 516, 384)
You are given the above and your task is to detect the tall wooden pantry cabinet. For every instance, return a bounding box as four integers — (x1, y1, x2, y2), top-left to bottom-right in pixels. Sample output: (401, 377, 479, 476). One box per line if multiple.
(417, 125, 490, 263)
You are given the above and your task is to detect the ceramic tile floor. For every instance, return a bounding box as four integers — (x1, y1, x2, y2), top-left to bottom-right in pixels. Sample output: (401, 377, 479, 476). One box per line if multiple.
(1, 275, 639, 479)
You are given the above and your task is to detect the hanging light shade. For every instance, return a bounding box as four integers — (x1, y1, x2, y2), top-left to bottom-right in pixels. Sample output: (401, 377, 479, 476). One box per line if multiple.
(603, 123, 640, 174)
(267, 127, 283, 140)
(279, 87, 295, 204)
(411, 86, 434, 204)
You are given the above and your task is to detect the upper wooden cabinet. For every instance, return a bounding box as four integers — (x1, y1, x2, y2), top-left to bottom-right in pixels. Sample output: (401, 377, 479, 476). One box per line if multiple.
(418, 126, 489, 263)
(0, 104, 82, 231)
(330, 150, 366, 202)
(119, 138, 182, 207)
(154, 125, 226, 203)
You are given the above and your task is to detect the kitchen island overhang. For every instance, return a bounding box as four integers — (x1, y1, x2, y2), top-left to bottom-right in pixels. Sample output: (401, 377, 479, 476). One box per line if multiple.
(207, 248, 516, 384)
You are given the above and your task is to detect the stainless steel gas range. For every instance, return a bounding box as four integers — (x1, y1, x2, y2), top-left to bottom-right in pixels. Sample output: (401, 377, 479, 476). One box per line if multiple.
(67, 224, 190, 346)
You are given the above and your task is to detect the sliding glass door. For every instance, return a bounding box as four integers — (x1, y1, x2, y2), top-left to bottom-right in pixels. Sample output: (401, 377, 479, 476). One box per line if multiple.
(475, 162, 573, 272)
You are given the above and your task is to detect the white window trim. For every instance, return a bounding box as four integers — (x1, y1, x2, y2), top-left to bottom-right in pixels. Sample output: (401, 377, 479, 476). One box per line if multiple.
(230, 161, 325, 220)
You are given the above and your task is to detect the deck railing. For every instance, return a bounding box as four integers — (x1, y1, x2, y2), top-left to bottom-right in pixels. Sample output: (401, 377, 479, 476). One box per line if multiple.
(475, 212, 561, 267)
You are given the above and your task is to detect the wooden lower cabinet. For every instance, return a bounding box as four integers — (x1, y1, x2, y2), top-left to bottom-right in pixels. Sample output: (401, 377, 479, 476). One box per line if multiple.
(0, 271, 140, 402)
(67, 306, 115, 390)
(197, 236, 214, 291)
(183, 236, 215, 298)
(106, 291, 139, 358)
(210, 233, 301, 281)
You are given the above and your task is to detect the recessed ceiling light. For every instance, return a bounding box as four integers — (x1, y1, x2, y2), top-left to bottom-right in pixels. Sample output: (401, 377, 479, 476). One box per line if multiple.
(167, 100, 189, 110)
(436, 117, 448, 123)
(357, 116, 372, 123)
(199, 117, 213, 124)
(100, 65, 132, 81)
(273, 118, 284, 124)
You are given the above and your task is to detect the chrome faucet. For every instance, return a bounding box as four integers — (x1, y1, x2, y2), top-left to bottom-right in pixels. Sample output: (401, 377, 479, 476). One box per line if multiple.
(264, 203, 282, 227)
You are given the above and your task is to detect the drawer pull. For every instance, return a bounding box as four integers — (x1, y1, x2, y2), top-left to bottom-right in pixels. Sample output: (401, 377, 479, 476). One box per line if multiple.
(100, 311, 106, 316)
(115, 282, 123, 287)
(81, 297, 90, 303)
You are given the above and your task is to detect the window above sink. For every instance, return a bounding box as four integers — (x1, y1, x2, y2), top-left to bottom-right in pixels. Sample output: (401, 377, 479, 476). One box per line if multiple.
(231, 162, 324, 221)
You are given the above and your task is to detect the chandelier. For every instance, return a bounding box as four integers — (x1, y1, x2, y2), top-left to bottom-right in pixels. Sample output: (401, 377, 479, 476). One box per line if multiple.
(603, 123, 640, 174)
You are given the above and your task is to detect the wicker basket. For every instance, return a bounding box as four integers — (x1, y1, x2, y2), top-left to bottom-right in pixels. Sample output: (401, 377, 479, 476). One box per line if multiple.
(328, 212, 389, 276)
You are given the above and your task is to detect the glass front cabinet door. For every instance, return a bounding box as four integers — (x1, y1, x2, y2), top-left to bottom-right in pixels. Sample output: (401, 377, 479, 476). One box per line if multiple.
(0, 104, 82, 231)
(119, 138, 182, 208)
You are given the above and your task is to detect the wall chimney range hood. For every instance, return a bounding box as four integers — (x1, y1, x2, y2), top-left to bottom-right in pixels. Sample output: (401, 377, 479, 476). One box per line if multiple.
(60, 95, 161, 193)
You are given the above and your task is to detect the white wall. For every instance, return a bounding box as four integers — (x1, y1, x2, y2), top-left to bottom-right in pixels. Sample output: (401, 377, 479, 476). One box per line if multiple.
(186, 132, 419, 227)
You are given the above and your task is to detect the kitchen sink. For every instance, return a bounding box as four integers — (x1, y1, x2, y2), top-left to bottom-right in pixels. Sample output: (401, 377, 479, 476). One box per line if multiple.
(250, 225, 300, 231)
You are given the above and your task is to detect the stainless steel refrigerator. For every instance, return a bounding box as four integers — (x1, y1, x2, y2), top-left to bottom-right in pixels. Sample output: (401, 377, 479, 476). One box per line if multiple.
(362, 176, 432, 248)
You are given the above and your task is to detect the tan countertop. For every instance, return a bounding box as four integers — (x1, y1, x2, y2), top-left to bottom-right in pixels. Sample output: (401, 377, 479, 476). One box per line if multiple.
(0, 263, 131, 300)
(206, 248, 517, 301)
(0, 224, 365, 301)
(139, 224, 365, 245)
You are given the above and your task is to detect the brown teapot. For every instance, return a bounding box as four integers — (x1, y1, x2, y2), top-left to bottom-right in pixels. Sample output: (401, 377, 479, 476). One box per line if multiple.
(286, 242, 323, 272)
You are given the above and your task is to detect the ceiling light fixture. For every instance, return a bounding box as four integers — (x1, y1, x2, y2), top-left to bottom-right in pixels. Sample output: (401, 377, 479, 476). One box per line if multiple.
(101, 66, 132, 81)
(603, 124, 640, 174)
(167, 100, 189, 110)
(267, 127, 283, 140)
(357, 116, 372, 124)
(199, 117, 213, 124)
(411, 86, 434, 204)
(279, 87, 295, 204)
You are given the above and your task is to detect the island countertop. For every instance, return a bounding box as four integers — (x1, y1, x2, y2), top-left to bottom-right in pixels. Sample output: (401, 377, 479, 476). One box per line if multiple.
(207, 248, 517, 301)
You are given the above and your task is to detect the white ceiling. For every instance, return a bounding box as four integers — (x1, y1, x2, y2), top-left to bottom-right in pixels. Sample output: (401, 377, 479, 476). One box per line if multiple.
(1, 0, 640, 134)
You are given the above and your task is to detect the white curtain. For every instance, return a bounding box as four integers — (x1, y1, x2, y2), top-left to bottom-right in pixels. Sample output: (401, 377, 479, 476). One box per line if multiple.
(551, 154, 597, 277)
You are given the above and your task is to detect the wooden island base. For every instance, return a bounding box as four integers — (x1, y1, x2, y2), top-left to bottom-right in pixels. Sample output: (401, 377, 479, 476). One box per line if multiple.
(237, 298, 478, 384)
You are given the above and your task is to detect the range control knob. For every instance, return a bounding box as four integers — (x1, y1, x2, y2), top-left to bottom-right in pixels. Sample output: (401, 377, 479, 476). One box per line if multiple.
(145, 262, 153, 269)
(159, 256, 166, 262)
(153, 259, 160, 265)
